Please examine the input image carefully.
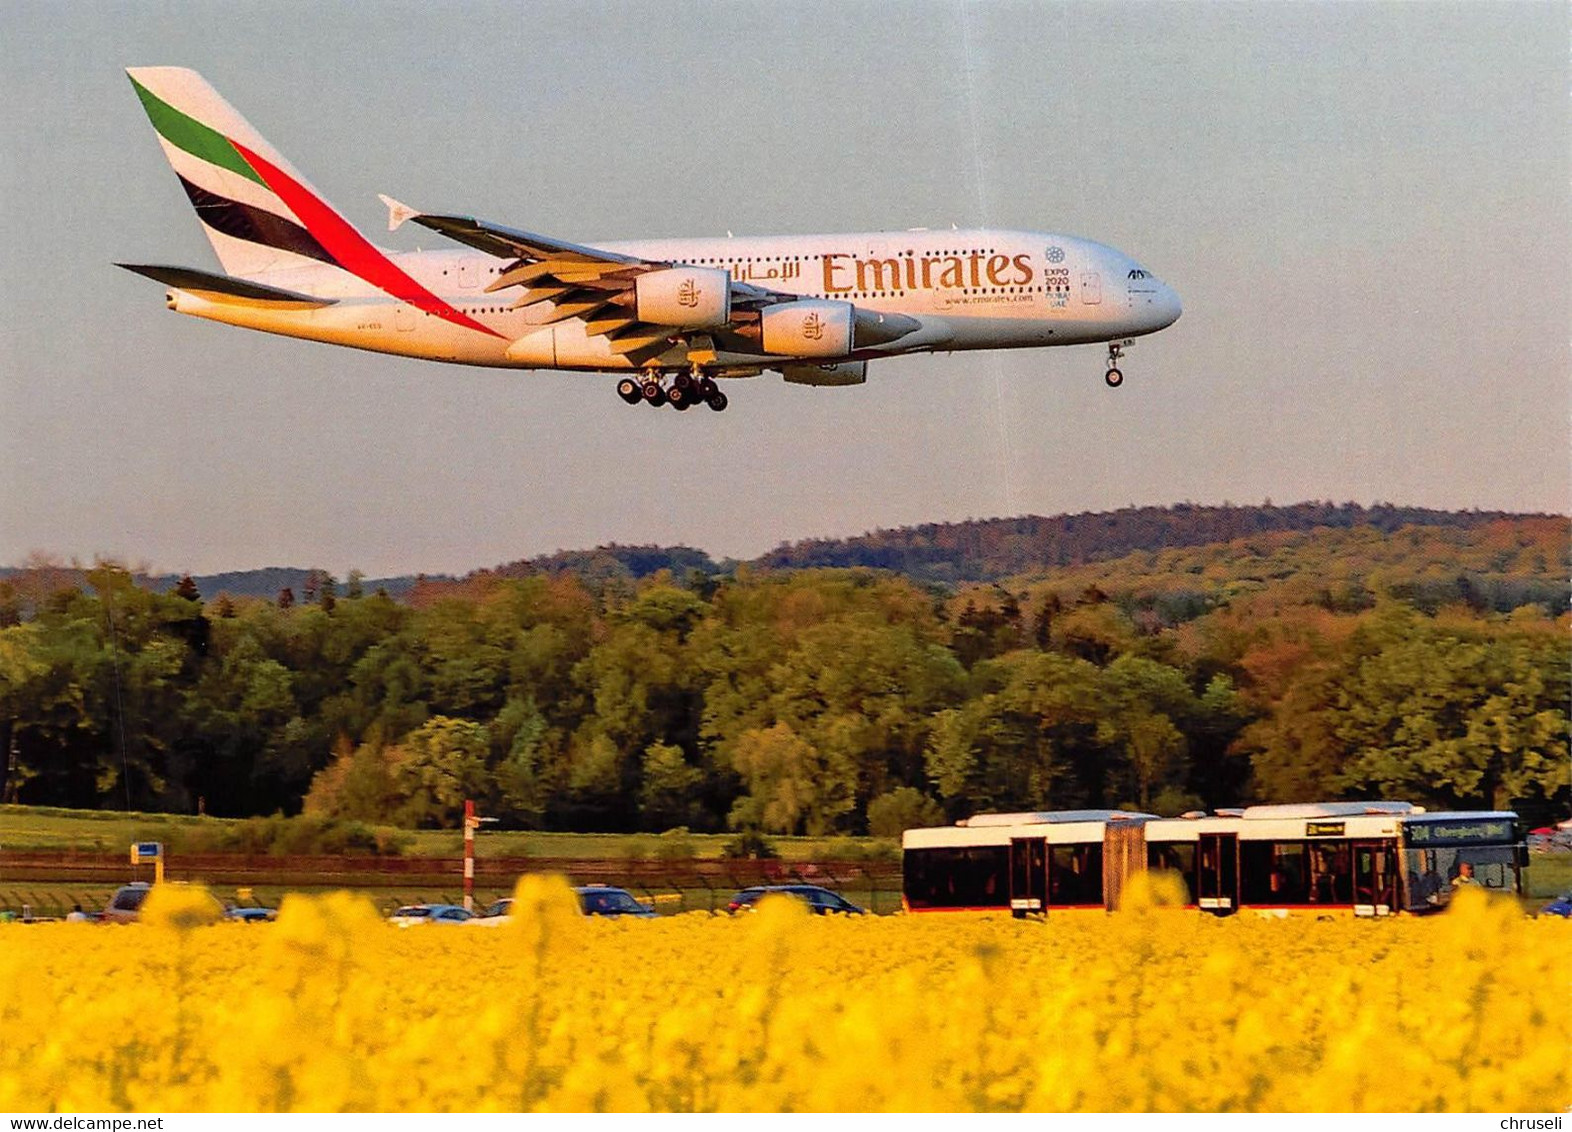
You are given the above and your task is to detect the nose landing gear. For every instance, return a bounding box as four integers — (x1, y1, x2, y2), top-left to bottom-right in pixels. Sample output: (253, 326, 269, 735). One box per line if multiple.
(1104, 341, 1127, 388)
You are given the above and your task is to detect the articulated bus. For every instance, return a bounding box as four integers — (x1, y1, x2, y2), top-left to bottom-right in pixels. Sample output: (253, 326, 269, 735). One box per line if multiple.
(901, 802, 1524, 917)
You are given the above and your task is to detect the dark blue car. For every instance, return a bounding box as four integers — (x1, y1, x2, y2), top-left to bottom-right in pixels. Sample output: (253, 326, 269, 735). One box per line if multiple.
(575, 886, 657, 918)
(727, 885, 865, 915)
(1537, 892, 1572, 918)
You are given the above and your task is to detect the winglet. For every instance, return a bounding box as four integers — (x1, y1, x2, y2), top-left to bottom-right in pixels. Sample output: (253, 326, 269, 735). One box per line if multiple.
(378, 194, 420, 233)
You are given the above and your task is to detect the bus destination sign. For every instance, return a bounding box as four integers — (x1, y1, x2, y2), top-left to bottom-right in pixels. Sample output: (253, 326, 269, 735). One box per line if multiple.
(1305, 821, 1345, 837)
(1403, 819, 1515, 847)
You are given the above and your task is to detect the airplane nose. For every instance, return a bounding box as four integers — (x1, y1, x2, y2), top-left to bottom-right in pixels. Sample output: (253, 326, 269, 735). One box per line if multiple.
(1125, 268, 1182, 334)
(1156, 282, 1182, 328)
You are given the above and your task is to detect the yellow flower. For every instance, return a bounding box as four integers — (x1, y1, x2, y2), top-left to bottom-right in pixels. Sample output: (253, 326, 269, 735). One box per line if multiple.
(0, 888, 1566, 1112)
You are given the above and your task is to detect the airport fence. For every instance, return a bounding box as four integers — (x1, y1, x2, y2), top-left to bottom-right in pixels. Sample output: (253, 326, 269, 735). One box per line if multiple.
(0, 849, 906, 917)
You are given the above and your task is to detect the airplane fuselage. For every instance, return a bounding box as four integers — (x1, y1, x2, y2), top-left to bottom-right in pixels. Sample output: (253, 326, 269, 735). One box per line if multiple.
(165, 227, 1181, 372)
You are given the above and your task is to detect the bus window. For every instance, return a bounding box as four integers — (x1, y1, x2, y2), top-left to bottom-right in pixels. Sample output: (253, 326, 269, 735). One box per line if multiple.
(1148, 843, 1196, 903)
(1458, 847, 1518, 892)
(904, 846, 1010, 910)
(1402, 845, 1518, 911)
(1049, 843, 1103, 906)
(1308, 842, 1352, 904)
(1241, 842, 1310, 905)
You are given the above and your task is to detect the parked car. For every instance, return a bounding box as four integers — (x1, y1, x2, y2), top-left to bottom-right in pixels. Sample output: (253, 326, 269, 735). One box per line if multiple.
(1537, 893, 1572, 918)
(99, 881, 231, 923)
(469, 897, 514, 926)
(576, 886, 657, 918)
(99, 882, 153, 923)
(225, 904, 278, 923)
(388, 903, 472, 927)
(727, 885, 866, 915)
(468, 887, 657, 924)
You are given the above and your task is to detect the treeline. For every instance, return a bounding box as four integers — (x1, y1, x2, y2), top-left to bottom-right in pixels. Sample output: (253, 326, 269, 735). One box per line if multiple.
(752, 502, 1561, 583)
(0, 519, 1566, 833)
(12, 503, 1561, 603)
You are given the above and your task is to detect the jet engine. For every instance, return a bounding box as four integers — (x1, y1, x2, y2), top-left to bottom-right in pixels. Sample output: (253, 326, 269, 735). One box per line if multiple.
(635, 267, 731, 329)
(760, 299, 854, 358)
(780, 361, 867, 387)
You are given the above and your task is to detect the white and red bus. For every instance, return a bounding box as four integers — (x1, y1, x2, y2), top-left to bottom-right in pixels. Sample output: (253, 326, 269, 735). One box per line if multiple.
(901, 802, 1524, 916)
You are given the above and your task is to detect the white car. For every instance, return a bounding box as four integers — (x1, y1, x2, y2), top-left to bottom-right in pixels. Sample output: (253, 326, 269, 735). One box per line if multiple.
(388, 903, 472, 927)
(468, 897, 514, 927)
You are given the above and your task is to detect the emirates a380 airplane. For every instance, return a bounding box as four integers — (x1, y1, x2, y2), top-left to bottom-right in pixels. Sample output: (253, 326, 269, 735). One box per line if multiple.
(119, 67, 1181, 414)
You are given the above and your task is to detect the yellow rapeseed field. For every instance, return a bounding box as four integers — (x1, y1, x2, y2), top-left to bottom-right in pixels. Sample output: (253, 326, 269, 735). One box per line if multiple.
(0, 876, 1565, 1113)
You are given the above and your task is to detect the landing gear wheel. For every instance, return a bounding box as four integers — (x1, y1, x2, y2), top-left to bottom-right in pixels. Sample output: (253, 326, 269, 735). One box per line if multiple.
(706, 390, 728, 412)
(641, 380, 667, 406)
(1104, 341, 1127, 388)
(668, 383, 690, 409)
(698, 376, 717, 400)
(673, 372, 694, 395)
(616, 378, 641, 405)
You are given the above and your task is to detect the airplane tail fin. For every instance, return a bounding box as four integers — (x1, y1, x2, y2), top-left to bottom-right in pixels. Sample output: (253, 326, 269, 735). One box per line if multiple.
(126, 67, 369, 279)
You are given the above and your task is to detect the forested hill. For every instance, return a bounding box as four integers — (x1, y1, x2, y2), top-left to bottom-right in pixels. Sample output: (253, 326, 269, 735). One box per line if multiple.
(486, 545, 723, 584)
(750, 503, 1558, 582)
(2, 506, 1566, 831)
(0, 546, 723, 602)
(3, 504, 1564, 601)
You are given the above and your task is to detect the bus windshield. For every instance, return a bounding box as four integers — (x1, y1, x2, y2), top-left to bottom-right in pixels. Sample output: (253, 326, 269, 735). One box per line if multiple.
(1404, 845, 1517, 911)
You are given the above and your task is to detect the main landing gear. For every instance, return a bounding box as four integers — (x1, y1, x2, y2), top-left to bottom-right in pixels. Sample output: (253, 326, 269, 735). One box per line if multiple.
(1104, 341, 1127, 388)
(617, 370, 728, 412)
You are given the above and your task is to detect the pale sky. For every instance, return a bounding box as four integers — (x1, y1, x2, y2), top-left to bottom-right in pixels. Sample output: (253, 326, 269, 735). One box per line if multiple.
(1, 1, 1566, 577)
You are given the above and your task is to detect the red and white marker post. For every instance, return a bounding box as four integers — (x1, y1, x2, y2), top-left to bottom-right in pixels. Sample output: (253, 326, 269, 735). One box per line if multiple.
(463, 799, 478, 912)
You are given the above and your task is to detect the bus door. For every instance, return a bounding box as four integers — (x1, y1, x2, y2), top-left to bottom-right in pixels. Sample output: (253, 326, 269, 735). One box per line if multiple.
(1353, 840, 1397, 916)
(1009, 837, 1047, 916)
(1197, 833, 1238, 914)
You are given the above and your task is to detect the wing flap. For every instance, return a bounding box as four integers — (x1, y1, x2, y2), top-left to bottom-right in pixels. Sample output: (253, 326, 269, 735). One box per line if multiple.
(606, 327, 676, 356)
(583, 312, 637, 337)
(515, 296, 611, 326)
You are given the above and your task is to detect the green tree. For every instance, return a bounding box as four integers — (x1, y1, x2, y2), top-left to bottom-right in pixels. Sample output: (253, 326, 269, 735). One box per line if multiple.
(303, 735, 399, 822)
(0, 622, 51, 802)
(1328, 618, 1568, 810)
(392, 716, 490, 827)
(639, 740, 704, 830)
(491, 695, 556, 827)
(865, 785, 945, 838)
(728, 722, 854, 835)
(761, 613, 963, 814)
(925, 651, 1104, 814)
(1097, 655, 1198, 810)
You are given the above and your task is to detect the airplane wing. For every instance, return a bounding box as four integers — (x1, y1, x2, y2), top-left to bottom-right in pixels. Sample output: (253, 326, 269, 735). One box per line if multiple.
(383, 199, 921, 364)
